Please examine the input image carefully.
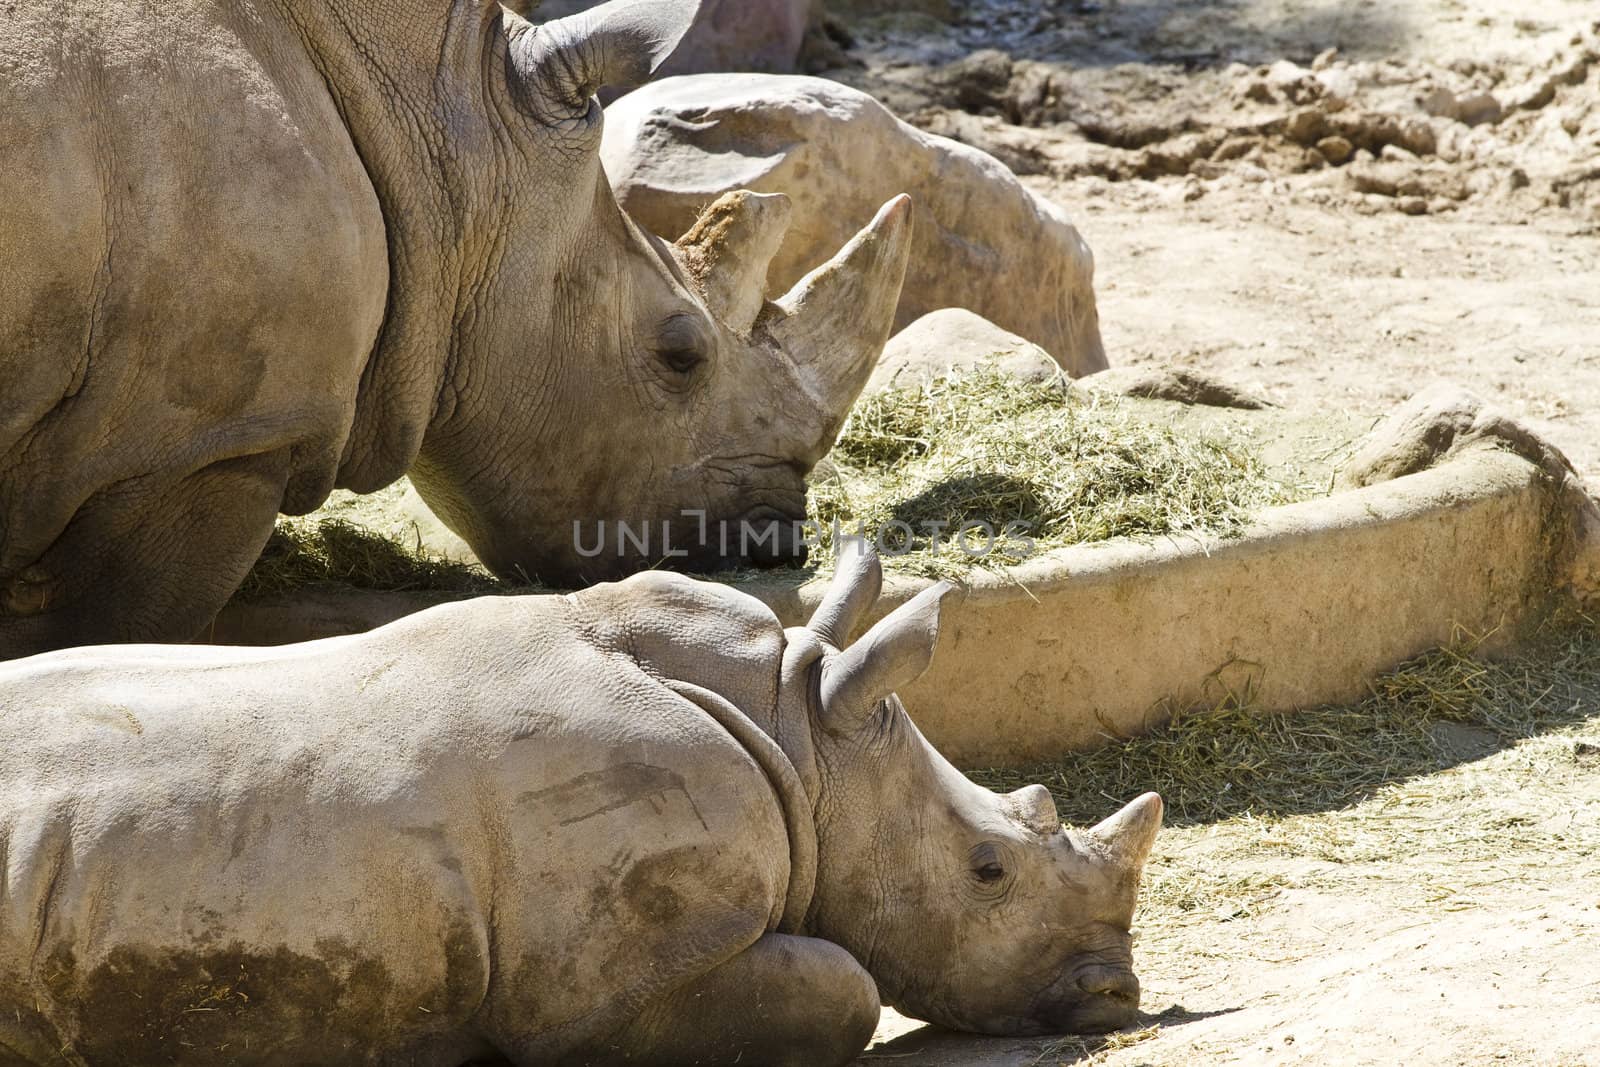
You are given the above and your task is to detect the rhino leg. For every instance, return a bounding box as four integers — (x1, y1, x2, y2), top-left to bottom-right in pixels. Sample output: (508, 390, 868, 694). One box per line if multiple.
(571, 933, 881, 1067)
(0, 450, 288, 656)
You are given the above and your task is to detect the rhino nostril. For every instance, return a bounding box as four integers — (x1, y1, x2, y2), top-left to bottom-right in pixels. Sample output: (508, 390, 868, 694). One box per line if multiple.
(1077, 970, 1140, 1004)
(2, 567, 55, 618)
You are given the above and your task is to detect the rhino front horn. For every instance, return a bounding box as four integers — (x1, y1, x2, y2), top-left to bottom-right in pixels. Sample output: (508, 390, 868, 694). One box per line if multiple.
(769, 194, 914, 445)
(1088, 792, 1164, 872)
(676, 191, 794, 336)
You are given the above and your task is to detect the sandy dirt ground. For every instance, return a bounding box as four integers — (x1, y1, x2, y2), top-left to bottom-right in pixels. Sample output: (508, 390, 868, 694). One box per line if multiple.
(827, 0, 1600, 478)
(813, 0, 1600, 1062)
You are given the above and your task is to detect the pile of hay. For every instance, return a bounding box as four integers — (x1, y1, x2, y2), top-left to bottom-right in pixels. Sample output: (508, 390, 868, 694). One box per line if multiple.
(971, 613, 1600, 826)
(809, 366, 1308, 576)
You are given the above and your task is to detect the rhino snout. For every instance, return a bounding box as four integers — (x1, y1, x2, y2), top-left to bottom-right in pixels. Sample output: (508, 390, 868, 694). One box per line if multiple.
(740, 507, 809, 568)
(1076, 965, 1140, 1005)
(1024, 964, 1142, 1036)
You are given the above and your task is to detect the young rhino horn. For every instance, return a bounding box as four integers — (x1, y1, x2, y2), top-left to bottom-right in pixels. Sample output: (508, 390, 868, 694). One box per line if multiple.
(1087, 792, 1164, 872)
(675, 191, 794, 335)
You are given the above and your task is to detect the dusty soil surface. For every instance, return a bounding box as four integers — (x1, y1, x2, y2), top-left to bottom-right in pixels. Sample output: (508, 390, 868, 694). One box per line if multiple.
(810, 0, 1600, 1062)
(821, 0, 1600, 480)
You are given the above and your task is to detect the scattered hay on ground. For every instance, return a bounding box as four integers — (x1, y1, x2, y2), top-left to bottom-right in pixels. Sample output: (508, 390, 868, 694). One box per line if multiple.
(810, 366, 1310, 577)
(969, 611, 1600, 827)
(239, 519, 503, 600)
(1034, 1021, 1166, 1066)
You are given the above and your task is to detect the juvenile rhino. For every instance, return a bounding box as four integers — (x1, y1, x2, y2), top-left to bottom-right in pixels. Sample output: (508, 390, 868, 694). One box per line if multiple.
(0, 0, 911, 659)
(0, 542, 1161, 1065)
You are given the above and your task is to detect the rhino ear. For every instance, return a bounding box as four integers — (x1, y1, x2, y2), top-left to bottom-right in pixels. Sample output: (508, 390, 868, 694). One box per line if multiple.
(817, 580, 960, 735)
(808, 536, 882, 648)
(512, 0, 701, 122)
(675, 191, 794, 335)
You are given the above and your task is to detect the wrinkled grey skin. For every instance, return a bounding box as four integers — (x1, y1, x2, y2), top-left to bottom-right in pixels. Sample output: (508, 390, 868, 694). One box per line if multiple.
(0, 0, 910, 660)
(0, 542, 1161, 1065)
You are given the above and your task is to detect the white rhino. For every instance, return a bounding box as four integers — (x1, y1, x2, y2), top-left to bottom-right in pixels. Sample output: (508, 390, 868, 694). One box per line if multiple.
(0, 542, 1162, 1065)
(0, 0, 911, 659)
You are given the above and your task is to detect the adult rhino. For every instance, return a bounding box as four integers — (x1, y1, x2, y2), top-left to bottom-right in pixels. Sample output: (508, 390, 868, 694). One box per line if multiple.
(0, 542, 1162, 1065)
(0, 0, 911, 659)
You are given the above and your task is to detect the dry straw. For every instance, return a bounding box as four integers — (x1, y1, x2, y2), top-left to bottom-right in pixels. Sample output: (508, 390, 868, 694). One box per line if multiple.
(970, 612, 1600, 827)
(810, 366, 1307, 576)
(240, 519, 497, 600)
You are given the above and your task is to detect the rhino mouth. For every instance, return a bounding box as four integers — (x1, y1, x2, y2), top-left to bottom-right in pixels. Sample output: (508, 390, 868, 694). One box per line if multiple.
(1024, 966, 1143, 1036)
(895, 991, 1140, 1039)
(685, 504, 810, 572)
(551, 499, 808, 584)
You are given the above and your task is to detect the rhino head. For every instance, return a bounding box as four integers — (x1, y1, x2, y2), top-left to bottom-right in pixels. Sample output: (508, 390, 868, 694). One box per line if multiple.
(406, 0, 913, 585)
(789, 542, 1163, 1035)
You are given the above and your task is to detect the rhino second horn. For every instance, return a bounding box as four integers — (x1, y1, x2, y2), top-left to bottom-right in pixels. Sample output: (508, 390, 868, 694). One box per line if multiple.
(1006, 784, 1062, 836)
(770, 194, 915, 431)
(1088, 792, 1164, 872)
(676, 191, 794, 335)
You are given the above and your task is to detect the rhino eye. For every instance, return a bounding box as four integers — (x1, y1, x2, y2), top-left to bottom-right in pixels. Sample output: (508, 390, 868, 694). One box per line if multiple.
(655, 315, 709, 376)
(969, 842, 1008, 886)
(658, 343, 703, 375)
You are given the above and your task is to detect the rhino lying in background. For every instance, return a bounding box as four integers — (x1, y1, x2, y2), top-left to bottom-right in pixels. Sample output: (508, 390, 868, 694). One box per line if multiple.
(0, 542, 1162, 1065)
(0, 0, 911, 660)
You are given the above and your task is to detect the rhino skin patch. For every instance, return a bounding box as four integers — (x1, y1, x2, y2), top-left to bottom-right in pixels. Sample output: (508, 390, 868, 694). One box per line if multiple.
(161, 340, 270, 419)
(35, 923, 487, 1065)
(619, 844, 703, 925)
(516, 762, 710, 832)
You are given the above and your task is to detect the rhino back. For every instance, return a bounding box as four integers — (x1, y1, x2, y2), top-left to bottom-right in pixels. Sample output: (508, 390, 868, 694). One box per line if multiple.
(0, 597, 791, 1063)
(0, 0, 386, 572)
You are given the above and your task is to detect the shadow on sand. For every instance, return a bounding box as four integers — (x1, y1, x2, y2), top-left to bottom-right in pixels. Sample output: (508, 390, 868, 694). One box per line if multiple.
(858, 1004, 1242, 1065)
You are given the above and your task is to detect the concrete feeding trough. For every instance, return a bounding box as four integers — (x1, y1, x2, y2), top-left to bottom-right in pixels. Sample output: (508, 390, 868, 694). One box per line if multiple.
(211, 384, 1599, 767)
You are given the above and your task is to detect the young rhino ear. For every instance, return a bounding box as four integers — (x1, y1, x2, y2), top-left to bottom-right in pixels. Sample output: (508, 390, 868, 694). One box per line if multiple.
(818, 579, 962, 736)
(512, 0, 701, 122)
(808, 536, 882, 648)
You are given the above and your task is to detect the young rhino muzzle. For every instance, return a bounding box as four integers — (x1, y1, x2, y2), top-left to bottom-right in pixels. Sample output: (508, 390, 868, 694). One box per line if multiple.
(780, 539, 1165, 1042)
